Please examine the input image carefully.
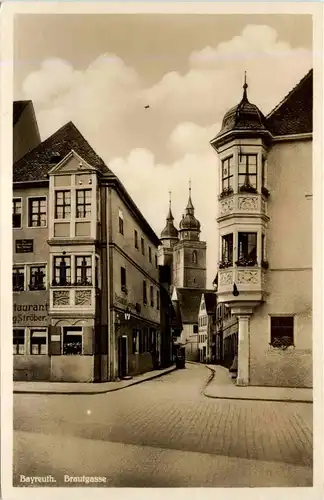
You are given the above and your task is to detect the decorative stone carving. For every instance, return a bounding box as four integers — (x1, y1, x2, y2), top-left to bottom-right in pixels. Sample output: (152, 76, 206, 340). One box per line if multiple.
(261, 199, 266, 214)
(219, 271, 233, 285)
(53, 290, 69, 306)
(238, 196, 258, 211)
(237, 270, 259, 285)
(220, 197, 234, 215)
(75, 290, 92, 306)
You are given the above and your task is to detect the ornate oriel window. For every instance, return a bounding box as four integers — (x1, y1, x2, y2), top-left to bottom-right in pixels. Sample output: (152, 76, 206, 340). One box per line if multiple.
(221, 156, 234, 191)
(238, 154, 257, 191)
(237, 232, 257, 266)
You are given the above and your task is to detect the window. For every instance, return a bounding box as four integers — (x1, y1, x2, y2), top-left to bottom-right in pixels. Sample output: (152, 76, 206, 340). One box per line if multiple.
(157, 290, 160, 311)
(13, 198, 22, 228)
(150, 285, 154, 307)
(238, 154, 257, 190)
(138, 329, 143, 353)
(76, 256, 92, 285)
(53, 256, 71, 286)
(270, 316, 294, 347)
(30, 329, 47, 354)
(141, 237, 145, 255)
(221, 156, 234, 191)
(221, 234, 233, 265)
(237, 232, 257, 265)
(118, 210, 124, 235)
(132, 329, 138, 354)
(193, 324, 198, 334)
(149, 247, 152, 263)
(55, 190, 71, 219)
(28, 197, 47, 227)
(76, 189, 91, 218)
(155, 254, 158, 269)
(143, 280, 147, 305)
(13, 329, 25, 354)
(192, 250, 198, 264)
(63, 327, 82, 355)
(13, 267, 25, 292)
(134, 230, 138, 249)
(29, 265, 46, 291)
(121, 266, 127, 292)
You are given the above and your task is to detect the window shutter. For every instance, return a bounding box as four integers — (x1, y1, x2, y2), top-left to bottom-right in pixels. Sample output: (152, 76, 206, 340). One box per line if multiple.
(83, 326, 94, 355)
(49, 326, 61, 355)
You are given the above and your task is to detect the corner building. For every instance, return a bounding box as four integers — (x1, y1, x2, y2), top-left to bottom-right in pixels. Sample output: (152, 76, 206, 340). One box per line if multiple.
(210, 71, 312, 388)
(13, 113, 163, 382)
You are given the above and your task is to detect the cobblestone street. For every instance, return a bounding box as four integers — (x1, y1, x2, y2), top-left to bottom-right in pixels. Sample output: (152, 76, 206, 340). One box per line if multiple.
(13, 363, 313, 487)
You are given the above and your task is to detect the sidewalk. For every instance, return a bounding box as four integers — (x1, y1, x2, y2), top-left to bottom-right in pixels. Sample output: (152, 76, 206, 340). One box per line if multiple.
(13, 365, 176, 395)
(204, 365, 313, 403)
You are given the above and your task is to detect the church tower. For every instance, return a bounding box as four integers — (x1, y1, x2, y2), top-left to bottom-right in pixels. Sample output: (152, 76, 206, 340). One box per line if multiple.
(158, 192, 179, 273)
(173, 182, 206, 288)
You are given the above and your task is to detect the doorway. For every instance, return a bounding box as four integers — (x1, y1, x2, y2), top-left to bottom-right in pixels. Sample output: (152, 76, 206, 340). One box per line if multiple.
(118, 335, 128, 379)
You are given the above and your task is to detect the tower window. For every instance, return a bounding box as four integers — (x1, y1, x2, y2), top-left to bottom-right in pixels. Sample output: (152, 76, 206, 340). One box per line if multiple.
(192, 250, 198, 264)
(237, 233, 257, 265)
(221, 234, 233, 265)
(238, 154, 257, 190)
(221, 156, 234, 191)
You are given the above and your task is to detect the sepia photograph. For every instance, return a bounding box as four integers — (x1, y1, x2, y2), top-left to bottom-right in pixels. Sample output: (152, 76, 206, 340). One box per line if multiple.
(1, 1, 322, 496)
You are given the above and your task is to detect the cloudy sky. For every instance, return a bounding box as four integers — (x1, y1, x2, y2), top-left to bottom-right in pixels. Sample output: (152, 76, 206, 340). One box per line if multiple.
(14, 14, 312, 286)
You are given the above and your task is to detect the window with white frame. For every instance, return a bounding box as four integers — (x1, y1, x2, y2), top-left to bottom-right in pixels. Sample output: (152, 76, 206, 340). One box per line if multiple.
(55, 190, 71, 219)
(13, 267, 25, 292)
(29, 265, 46, 291)
(28, 197, 47, 227)
(63, 326, 82, 355)
(75, 256, 92, 286)
(221, 234, 233, 265)
(53, 256, 71, 286)
(237, 232, 257, 265)
(270, 316, 294, 348)
(221, 156, 234, 192)
(13, 198, 22, 228)
(30, 329, 47, 354)
(238, 154, 257, 191)
(76, 189, 91, 218)
(13, 328, 25, 354)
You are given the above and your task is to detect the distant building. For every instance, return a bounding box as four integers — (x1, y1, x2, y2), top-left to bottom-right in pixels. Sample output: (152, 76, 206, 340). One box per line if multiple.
(158, 188, 214, 361)
(13, 111, 171, 382)
(198, 292, 217, 363)
(210, 70, 312, 388)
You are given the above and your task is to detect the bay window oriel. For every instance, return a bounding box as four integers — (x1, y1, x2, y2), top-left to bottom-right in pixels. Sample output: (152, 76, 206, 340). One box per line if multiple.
(221, 156, 234, 192)
(238, 154, 257, 191)
(237, 232, 257, 265)
(221, 234, 233, 266)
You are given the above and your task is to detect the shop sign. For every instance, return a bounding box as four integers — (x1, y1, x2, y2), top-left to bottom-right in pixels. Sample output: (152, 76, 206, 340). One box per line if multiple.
(13, 291, 49, 326)
(15, 239, 34, 253)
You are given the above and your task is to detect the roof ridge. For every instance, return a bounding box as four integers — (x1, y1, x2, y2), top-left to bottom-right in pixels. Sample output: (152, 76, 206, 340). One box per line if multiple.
(266, 69, 313, 120)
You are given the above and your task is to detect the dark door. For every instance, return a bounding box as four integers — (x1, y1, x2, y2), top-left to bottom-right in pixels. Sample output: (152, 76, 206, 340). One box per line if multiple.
(118, 335, 127, 379)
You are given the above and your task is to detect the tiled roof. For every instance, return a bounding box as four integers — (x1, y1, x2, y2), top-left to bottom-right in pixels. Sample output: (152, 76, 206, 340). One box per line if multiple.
(266, 69, 313, 136)
(13, 121, 111, 182)
(203, 292, 216, 315)
(13, 100, 30, 127)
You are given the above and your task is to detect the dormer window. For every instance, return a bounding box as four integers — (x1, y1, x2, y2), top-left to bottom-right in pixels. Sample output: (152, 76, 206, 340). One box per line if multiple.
(238, 154, 257, 192)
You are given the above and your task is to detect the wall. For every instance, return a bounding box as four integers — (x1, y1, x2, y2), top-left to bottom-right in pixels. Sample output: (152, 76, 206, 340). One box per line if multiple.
(182, 324, 199, 361)
(51, 356, 94, 382)
(14, 355, 51, 381)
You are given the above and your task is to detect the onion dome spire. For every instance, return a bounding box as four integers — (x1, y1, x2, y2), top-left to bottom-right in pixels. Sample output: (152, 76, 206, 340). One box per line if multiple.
(160, 191, 179, 241)
(179, 180, 201, 237)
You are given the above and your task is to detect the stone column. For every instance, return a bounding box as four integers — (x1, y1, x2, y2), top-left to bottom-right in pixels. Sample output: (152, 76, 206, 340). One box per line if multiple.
(236, 314, 251, 386)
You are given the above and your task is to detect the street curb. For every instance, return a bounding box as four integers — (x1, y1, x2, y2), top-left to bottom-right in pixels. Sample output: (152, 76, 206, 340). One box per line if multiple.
(203, 365, 313, 404)
(13, 366, 177, 396)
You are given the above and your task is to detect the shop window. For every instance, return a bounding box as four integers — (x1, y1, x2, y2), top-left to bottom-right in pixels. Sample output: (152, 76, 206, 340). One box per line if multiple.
(76, 256, 92, 286)
(193, 324, 198, 334)
(63, 327, 82, 355)
(270, 316, 294, 348)
(141, 237, 145, 255)
(76, 189, 91, 218)
(143, 280, 147, 305)
(156, 290, 160, 311)
(150, 285, 154, 307)
(237, 232, 257, 266)
(12, 198, 22, 228)
(13, 267, 25, 292)
(121, 267, 127, 293)
(238, 154, 257, 192)
(55, 190, 71, 219)
(134, 229, 138, 249)
(118, 210, 124, 234)
(221, 156, 234, 193)
(30, 329, 47, 354)
(28, 197, 47, 227)
(53, 256, 71, 286)
(221, 234, 233, 267)
(29, 265, 46, 291)
(13, 328, 25, 354)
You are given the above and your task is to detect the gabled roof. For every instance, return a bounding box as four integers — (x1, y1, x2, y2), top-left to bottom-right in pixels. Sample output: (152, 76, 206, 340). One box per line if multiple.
(202, 292, 216, 315)
(13, 100, 31, 127)
(13, 121, 111, 183)
(265, 69, 313, 136)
